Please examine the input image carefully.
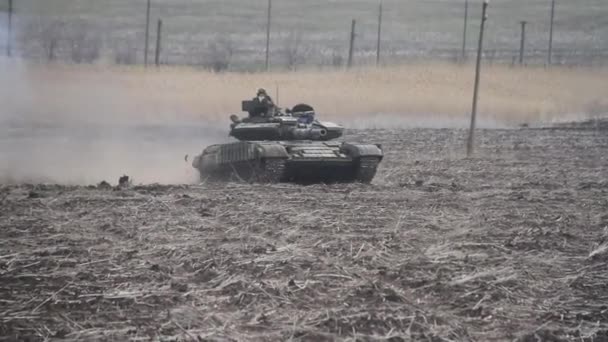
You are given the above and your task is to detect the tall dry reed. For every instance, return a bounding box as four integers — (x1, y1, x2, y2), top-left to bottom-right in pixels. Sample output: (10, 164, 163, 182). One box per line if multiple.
(2, 61, 606, 127)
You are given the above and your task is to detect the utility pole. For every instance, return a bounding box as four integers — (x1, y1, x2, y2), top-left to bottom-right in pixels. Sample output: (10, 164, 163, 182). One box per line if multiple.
(461, 0, 468, 62)
(376, 1, 383, 66)
(519, 21, 527, 65)
(155, 19, 162, 66)
(548, 0, 555, 65)
(7, 0, 13, 57)
(144, 0, 151, 66)
(466, 0, 488, 157)
(347, 19, 356, 68)
(265, 0, 272, 71)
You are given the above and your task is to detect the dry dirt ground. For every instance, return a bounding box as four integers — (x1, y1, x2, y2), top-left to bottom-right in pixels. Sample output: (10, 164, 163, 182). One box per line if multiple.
(1, 120, 607, 341)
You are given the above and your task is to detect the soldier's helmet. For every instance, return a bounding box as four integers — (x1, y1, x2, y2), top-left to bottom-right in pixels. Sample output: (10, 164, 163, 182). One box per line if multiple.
(257, 88, 267, 96)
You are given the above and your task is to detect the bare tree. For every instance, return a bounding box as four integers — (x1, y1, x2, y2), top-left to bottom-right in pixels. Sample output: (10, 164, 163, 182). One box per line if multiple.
(283, 31, 309, 71)
(331, 51, 344, 67)
(20, 18, 103, 63)
(66, 20, 102, 64)
(39, 20, 65, 61)
(202, 35, 234, 72)
(113, 41, 138, 65)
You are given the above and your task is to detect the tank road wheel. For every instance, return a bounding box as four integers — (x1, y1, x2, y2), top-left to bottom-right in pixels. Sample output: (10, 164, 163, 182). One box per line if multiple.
(255, 158, 286, 183)
(354, 157, 381, 183)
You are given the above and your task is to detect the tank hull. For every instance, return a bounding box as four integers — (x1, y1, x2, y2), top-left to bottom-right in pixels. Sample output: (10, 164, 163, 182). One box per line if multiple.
(192, 141, 383, 184)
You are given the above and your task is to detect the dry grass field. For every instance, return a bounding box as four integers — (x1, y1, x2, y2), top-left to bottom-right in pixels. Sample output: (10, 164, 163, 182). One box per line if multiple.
(2, 61, 607, 127)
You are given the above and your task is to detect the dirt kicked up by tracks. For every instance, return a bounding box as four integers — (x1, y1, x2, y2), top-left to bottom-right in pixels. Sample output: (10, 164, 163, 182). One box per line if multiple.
(1, 121, 607, 342)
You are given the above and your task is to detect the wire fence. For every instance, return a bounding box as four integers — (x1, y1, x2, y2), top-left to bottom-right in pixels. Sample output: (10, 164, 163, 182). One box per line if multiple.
(1, 0, 607, 70)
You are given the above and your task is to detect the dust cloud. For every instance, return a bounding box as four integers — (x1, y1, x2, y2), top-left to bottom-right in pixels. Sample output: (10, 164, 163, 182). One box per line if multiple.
(0, 59, 229, 186)
(0, 123, 229, 185)
(339, 113, 511, 130)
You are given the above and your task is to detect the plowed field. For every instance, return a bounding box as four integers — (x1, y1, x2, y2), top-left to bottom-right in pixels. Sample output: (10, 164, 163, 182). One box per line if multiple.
(1, 121, 607, 341)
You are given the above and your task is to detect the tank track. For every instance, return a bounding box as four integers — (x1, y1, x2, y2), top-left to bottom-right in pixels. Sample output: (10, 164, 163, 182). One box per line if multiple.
(354, 157, 381, 183)
(255, 158, 286, 183)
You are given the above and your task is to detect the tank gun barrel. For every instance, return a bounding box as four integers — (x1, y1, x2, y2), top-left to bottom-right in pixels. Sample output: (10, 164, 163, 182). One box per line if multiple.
(289, 127, 327, 140)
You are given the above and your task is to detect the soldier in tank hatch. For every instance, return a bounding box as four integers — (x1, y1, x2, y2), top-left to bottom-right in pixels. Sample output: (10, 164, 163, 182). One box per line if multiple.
(249, 88, 275, 117)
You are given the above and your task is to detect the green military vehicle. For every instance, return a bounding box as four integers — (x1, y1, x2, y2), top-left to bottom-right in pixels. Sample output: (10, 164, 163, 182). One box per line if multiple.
(192, 101, 383, 183)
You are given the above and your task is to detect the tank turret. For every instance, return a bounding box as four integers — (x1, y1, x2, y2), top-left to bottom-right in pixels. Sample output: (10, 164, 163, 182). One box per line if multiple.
(228, 102, 344, 141)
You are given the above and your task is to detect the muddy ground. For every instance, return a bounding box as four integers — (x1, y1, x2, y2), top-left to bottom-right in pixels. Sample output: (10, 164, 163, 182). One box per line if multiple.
(1, 121, 607, 341)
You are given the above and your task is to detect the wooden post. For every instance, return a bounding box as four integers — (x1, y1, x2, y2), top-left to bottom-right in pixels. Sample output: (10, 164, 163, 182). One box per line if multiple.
(548, 0, 555, 65)
(466, 0, 488, 157)
(347, 19, 356, 68)
(376, 1, 383, 66)
(155, 19, 162, 66)
(461, 0, 468, 62)
(265, 0, 272, 71)
(519, 21, 527, 65)
(144, 0, 151, 66)
(6, 0, 13, 57)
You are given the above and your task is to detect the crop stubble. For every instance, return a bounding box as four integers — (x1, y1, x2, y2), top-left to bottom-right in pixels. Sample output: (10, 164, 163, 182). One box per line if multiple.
(1, 122, 607, 341)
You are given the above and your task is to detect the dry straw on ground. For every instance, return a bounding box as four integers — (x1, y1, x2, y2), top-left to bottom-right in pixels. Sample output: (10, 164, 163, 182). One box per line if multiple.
(1, 122, 607, 341)
(2, 61, 607, 126)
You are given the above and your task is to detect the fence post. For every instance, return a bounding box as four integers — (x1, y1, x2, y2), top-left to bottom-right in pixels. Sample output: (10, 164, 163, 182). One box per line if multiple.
(376, 1, 382, 66)
(466, 0, 488, 157)
(155, 19, 162, 66)
(347, 19, 356, 68)
(144, 0, 151, 66)
(6, 0, 13, 57)
(461, 0, 468, 62)
(519, 21, 527, 65)
(548, 0, 555, 65)
(265, 0, 272, 71)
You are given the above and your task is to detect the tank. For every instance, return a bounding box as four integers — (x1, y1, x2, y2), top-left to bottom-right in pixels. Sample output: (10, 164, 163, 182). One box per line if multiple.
(191, 101, 383, 183)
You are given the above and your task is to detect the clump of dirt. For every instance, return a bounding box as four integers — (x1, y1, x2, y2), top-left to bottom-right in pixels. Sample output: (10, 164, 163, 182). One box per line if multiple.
(551, 117, 608, 130)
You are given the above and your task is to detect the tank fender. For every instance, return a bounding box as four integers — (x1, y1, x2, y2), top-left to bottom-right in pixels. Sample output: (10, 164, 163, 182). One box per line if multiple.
(255, 143, 289, 159)
(192, 155, 202, 168)
(340, 143, 383, 159)
(193, 145, 221, 170)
